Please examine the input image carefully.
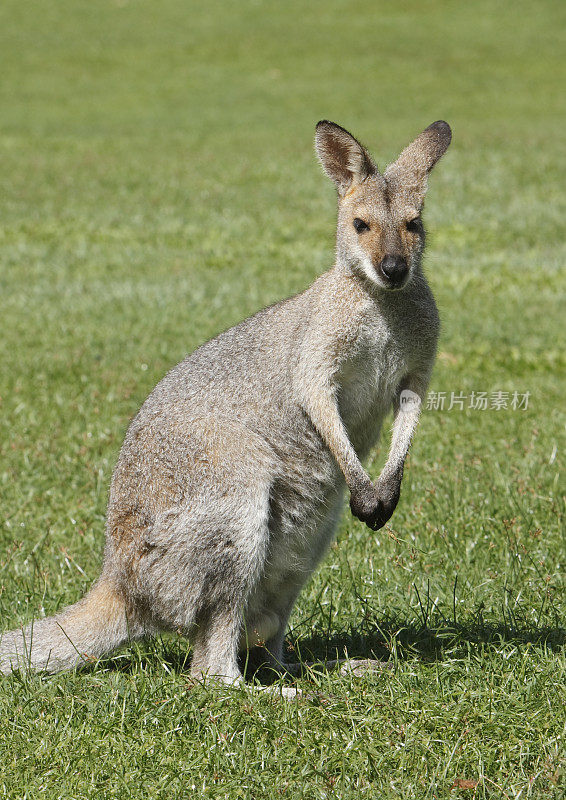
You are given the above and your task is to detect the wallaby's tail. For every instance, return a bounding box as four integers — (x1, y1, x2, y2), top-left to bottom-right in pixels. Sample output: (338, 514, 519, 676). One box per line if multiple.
(0, 577, 135, 674)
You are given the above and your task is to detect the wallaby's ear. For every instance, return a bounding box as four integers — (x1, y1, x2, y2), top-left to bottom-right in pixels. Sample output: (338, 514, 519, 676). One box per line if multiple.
(385, 121, 452, 206)
(315, 121, 376, 196)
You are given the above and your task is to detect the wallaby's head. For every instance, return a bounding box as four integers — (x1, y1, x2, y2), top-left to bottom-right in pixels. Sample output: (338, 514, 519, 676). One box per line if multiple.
(315, 120, 451, 291)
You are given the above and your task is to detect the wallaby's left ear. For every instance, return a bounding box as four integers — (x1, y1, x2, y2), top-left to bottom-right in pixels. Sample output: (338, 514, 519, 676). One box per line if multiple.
(315, 121, 376, 196)
(385, 121, 452, 206)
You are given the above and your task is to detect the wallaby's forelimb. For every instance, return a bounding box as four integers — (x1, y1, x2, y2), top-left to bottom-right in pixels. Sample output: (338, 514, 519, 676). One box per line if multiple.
(296, 324, 373, 495)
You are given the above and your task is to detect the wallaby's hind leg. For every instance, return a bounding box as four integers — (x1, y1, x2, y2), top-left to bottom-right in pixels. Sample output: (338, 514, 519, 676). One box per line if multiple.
(186, 487, 271, 683)
(191, 606, 244, 684)
(149, 489, 271, 684)
(148, 492, 271, 684)
(116, 418, 277, 683)
(187, 493, 274, 685)
(248, 489, 346, 674)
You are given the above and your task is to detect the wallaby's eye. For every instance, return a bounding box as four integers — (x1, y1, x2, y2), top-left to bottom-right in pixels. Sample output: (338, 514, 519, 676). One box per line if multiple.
(353, 218, 369, 233)
(406, 217, 422, 233)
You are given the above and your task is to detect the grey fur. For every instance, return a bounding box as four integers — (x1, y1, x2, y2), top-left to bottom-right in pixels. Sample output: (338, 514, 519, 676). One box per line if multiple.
(1, 120, 451, 681)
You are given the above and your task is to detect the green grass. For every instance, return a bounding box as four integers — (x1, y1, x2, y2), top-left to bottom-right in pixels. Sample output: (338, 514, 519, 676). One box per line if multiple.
(0, 0, 564, 797)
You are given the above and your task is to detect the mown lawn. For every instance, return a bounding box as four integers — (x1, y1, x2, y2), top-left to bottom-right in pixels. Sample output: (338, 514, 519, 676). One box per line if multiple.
(0, 1, 564, 797)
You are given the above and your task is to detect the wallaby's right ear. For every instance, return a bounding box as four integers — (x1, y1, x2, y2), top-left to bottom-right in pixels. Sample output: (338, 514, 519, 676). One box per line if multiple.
(315, 121, 376, 196)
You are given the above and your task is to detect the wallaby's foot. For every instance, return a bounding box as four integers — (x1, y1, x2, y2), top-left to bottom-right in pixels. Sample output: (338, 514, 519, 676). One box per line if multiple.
(336, 658, 392, 676)
(283, 657, 392, 678)
(255, 660, 391, 702)
(242, 644, 392, 679)
(187, 669, 303, 700)
(191, 673, 304, 701)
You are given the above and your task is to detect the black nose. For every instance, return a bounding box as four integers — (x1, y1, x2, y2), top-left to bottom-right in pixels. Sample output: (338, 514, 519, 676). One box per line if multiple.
(379, 255, 409, 285)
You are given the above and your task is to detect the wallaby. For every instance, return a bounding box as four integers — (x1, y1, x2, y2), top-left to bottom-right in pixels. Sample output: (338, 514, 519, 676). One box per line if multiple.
(1, 120, 451, 685)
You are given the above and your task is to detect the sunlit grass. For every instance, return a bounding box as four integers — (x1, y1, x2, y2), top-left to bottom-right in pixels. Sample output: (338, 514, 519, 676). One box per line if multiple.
(0, 0, 564, 797)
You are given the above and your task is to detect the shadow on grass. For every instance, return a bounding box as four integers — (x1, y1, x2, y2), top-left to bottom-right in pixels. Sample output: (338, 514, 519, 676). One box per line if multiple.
(93, 615, 565, 679)
(284, 615, 566, 665)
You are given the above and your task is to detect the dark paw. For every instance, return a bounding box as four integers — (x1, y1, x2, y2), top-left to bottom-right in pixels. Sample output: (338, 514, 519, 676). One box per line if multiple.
(349, 479, 401, 531)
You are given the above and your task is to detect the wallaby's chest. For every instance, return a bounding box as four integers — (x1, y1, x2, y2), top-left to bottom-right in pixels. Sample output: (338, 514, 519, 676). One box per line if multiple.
(337, 307, 433, 448)
(339, 319, 406, 407)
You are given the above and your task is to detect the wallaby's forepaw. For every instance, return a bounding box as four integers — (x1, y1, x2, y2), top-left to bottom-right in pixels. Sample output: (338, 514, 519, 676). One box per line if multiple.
(338, 658, 392, 677)
(349, 479, 400, 530)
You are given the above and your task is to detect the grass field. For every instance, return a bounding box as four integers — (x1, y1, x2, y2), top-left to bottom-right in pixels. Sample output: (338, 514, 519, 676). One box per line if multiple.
(0, 0, 564, 797)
